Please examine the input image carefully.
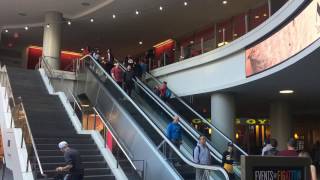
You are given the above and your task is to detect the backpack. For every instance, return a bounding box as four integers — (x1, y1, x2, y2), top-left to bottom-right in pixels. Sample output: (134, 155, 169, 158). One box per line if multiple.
(165, 89, 172, 98)
(193, 145, 201, 162)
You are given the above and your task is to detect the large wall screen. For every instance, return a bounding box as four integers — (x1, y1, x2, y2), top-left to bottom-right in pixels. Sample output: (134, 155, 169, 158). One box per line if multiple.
(245, 0, 320, 76)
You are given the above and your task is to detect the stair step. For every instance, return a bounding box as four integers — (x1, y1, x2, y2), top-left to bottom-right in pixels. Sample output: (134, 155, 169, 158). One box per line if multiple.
(39, 161, 108, 170)
(39, 155, 105, 163)
(38, 149, 101, 156)
(35, 137, 94, 144)
(37, 144, 97, 150)
(42, 167, 112, 176)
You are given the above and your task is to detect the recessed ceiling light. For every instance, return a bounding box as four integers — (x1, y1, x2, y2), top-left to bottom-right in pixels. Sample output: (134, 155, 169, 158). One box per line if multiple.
(4, 29, 9, 33)
(255, 15, 260, 19)
(24, 26, 29, 30)
(135, 10, 140, 15)
(184, 1, 188, 6)
(112, 14, 116, 19)
(139, 41, 143, 45)
(81, 48, 84, 51)
(46, 24, 50, 28)
(81, 2, 90, 6)
(90, 18, 94, 22)
(67, 21, 72, 25)
(222, 0, 228, 4)
(159, 6, 163, 11)
(279, 90, 294, 94)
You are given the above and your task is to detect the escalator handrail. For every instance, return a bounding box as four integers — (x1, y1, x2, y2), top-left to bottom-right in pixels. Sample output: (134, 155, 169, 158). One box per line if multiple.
(140, 69, 248, 156)
(79, 55, 230, 179)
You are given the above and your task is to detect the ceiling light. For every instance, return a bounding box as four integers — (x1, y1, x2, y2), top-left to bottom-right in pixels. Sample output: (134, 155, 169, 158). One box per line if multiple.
(112, 14, 116, 19)
(46, 24, 50, 28)
(90, 18, 94, 22)
(279, 90, 294, 94)
(139, 41, 143, 45)
(24, 26, 29, 30)
(255, 15, 260, 19)
(135, 10, 140, 15)
(222, 0, 228, 4)
(81, 48, 84, 51)
(4, 29, 9, 33)
(184, 1, 188, 6)
(190, 40, 194, 44)
(263, 13, 267, 17)
(67, 21, 72, 25)
(159, 6, 163, 11)
(233, 33, 238, 37)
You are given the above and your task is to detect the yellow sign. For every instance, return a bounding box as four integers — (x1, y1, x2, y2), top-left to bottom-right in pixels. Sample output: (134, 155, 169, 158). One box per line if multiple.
(191, 118, 269, 125)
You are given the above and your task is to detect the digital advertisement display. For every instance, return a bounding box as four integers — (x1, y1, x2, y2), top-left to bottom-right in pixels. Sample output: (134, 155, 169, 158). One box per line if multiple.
(245, 0, 320, 76)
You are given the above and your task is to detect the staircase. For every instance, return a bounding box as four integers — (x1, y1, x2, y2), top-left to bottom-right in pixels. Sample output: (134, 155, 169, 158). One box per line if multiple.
(6, 67, 115, 180)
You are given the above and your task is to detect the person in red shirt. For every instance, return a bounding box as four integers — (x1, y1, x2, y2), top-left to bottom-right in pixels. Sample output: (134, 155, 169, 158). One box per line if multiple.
(159, 81, 167, 101)
(277, 138, 298, 157)
(111, 63, 123, 88)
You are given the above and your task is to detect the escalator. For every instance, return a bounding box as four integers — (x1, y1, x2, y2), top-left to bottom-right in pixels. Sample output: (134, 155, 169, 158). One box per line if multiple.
(115, 62, 248, 179)
(74, 55, 230, 180)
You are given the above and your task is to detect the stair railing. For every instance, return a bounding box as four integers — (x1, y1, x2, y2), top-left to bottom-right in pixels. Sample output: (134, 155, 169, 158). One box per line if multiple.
(0, 66, 48, 180)
(66, 89, 145, 179)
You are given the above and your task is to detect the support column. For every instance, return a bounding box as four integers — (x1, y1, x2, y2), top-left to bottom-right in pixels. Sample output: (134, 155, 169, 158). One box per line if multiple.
(211, 93, 235, 152)
(42, 11, 63, 69)
(270, 101, 292, 150)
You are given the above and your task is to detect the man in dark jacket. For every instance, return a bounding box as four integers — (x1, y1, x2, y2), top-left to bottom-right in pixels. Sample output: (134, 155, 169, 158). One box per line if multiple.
(123, 65, 135, 97)
(56, 141, 84, 180)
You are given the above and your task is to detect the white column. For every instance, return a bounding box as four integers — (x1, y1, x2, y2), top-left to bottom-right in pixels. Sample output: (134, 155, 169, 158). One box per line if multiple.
(211, 93, 235, 152)
(270, 101, 292, 150)
(42, 11, 63, 69)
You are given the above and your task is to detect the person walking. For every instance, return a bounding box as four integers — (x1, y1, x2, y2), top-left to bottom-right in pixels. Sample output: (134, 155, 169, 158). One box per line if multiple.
(56, 141, 84, 180)
(111, 63, 123, 88)
(123, 65, 135, 97)
(193, 135, 211, 180)
(104, 48, 114, 75)
(166, 116, 182, 165)
(277, 138, 298, 157)
(264, 138, 279, 156)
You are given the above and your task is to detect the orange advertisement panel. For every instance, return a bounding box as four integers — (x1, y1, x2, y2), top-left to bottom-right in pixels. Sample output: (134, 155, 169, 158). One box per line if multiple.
(246, 0, 320, 76)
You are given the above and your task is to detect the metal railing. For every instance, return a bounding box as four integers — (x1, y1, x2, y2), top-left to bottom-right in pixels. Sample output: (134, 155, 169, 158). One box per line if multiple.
(80, 55, 230, 179)
(66, 89, 145, 179)
(0, 66, 48, 180)
(143, 70, 248, 156)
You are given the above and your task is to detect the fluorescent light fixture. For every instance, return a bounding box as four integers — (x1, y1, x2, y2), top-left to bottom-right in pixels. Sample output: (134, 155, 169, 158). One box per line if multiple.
(279, 90, 294, 94)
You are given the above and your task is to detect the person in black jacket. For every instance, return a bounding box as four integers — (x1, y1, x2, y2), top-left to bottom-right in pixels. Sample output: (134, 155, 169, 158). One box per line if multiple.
(222, 142, 235, 179)
(123, 65, 135, 97)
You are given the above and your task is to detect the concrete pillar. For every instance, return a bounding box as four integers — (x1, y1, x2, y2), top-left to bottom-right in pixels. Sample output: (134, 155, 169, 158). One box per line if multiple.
(211, 93, 235, 152)
(270, 101, 292, 150)
(42, 11, 63, 69)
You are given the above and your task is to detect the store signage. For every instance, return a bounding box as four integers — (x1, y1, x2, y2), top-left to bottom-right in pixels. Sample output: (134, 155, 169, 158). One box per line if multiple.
(253, 167, 303, 180)
(191, 118, 269, 125)
(241, 156, 310, 180)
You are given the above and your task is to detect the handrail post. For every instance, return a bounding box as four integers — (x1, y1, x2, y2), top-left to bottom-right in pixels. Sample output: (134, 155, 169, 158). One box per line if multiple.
(94, 112, 97, 130)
